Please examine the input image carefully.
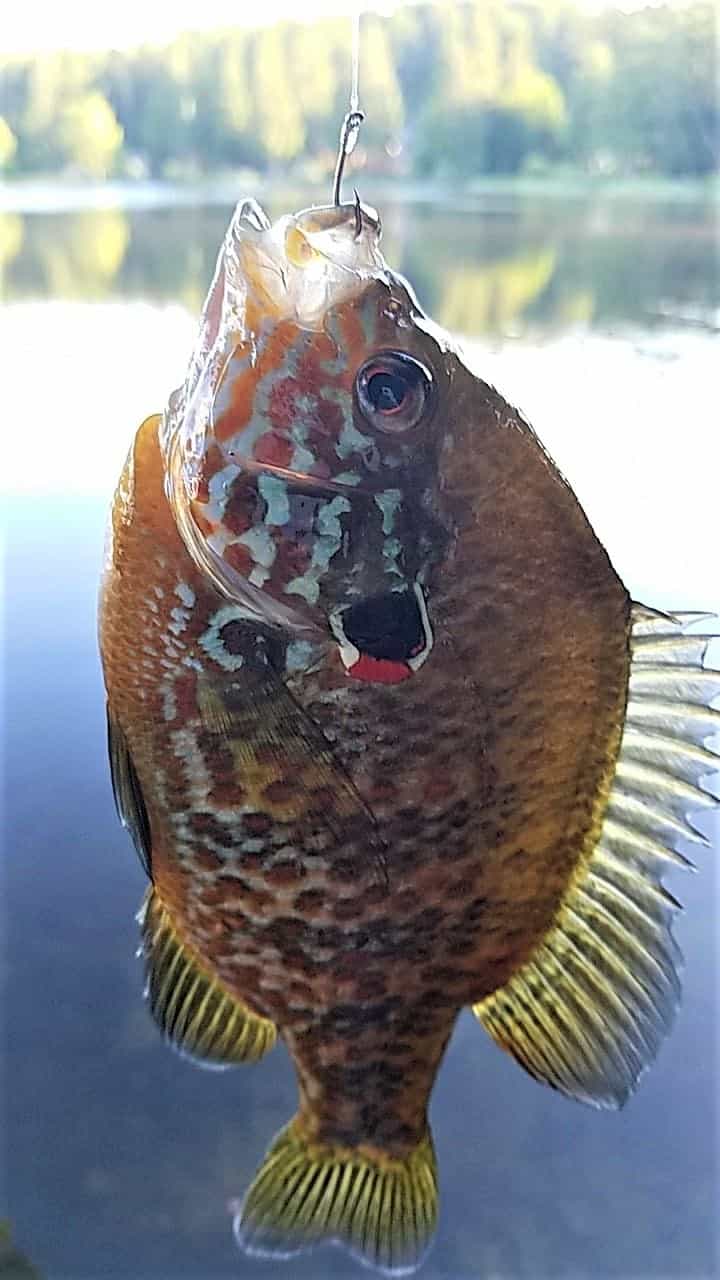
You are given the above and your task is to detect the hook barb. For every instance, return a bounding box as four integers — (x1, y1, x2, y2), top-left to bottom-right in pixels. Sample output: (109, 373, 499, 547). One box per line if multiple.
(352, 188, 363, 239)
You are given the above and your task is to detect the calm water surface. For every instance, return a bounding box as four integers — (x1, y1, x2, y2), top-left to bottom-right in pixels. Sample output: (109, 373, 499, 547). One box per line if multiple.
(2, 190, 718, 1279)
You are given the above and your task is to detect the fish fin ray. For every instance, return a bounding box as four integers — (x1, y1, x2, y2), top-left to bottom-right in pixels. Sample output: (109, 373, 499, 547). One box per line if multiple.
(234, 1118, 438, 1275)
(474, 603, 718, 1108)
(198, 672, 389, 885)
(107, 706, 152, 877)
(139, 889, 276, 1066)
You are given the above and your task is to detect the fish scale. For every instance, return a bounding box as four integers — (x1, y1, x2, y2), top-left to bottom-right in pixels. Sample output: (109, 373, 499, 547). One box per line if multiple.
(100, 200, 718, 1277)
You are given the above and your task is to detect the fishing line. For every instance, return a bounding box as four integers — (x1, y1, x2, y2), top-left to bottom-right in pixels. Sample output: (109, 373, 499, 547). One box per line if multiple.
(332, 9, 364, 206)
(350, 9, 360, 116)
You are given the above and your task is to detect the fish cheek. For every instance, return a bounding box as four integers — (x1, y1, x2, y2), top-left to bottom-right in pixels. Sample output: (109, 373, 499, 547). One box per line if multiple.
(314, 491, 426, 614)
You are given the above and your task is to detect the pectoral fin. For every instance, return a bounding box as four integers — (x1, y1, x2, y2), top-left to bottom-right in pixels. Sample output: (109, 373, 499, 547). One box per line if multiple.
(474, 605, 719, 1109)
(197, 670, 388, 883)
(139, 889, 276, 1067)
(107, 707, 152, 877)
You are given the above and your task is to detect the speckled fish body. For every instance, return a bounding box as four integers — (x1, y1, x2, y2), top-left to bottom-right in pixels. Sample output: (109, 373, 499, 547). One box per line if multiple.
(99, 198, 719, 1275)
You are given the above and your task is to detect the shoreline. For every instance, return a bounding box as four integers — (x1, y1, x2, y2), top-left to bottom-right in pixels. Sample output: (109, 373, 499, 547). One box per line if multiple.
(1, 172, 717, 215)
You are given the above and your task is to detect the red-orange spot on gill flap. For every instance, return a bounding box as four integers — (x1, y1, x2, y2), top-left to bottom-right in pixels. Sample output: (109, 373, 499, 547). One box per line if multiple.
(268, 378, 299, 431)
(254, 431, 294, 468)
(348, 655, 412, 684)
(223, 542, 255, 576)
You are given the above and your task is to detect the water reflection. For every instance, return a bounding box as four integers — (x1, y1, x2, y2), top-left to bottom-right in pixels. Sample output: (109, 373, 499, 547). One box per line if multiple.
(436, 245, 557, 334)
(2, 193, 718, 336)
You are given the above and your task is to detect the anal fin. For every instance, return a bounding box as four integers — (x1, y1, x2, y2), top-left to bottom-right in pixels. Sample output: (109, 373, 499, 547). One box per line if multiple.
(139, 889, 276, 1067)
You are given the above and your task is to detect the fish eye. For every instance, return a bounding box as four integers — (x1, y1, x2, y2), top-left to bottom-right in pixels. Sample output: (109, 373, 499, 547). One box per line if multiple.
(355, 352, 433, 433)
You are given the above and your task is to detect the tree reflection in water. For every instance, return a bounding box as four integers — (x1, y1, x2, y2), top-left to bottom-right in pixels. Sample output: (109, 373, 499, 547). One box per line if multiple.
(1, 192, 717, 339)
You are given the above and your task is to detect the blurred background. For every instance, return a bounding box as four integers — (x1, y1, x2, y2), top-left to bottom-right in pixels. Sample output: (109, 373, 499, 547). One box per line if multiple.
(1, 0, 717, 185)
(2, 2, 718, 1278)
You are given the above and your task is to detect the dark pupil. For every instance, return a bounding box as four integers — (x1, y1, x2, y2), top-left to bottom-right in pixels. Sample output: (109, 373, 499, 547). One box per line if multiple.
(367, 370, 408, 413)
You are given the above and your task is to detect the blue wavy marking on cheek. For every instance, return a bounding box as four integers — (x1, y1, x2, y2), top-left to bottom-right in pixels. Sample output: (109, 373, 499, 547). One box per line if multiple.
(374, 488, 403, 535)
(283, 496, 352, 605)
(258, 473, 290, 526)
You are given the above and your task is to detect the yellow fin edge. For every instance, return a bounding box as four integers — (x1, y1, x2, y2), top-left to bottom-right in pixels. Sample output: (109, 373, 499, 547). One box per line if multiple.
(474, 604, 719, 1108)
(139, 889, 276, 1067)
(234, 1117, 438, 1276)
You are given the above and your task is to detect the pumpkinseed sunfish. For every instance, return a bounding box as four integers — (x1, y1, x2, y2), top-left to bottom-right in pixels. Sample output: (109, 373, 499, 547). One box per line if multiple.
(99, 197, 719, 1275)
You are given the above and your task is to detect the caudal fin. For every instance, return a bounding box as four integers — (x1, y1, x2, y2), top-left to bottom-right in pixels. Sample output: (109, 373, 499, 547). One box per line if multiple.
(233, 1117, 438, 1276)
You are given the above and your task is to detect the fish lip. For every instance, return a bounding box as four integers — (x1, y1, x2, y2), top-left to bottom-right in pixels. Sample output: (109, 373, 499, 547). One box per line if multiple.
(225, 198, 386, 330)
(329, 581, 435, 676)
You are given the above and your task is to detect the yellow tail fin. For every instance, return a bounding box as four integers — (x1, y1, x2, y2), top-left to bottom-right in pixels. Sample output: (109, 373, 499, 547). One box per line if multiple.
(233, 1117, 438, 1276)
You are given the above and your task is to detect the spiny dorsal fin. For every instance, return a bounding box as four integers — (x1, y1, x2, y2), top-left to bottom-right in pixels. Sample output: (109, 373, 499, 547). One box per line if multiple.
(474, 604, 719, 1109)
(139, 889, 276, 1067)
(234, 1117, 438, 1276)
(107, 707, 152, 877)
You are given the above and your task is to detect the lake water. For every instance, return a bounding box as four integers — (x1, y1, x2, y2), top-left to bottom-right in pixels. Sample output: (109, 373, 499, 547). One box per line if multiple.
(2, 188, 718, 1280)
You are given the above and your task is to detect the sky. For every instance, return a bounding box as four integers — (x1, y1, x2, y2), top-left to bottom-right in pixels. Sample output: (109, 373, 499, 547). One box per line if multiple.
(3, 0, 701, 55)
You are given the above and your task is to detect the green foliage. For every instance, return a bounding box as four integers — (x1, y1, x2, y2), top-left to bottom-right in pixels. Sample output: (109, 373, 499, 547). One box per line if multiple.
(0, 1218, 42, 1277)
(357, 17, 404, 147)
(0, 2, 716, 181)
(251, 26, 306, 163)
(55, 90, 124, 177)
(595, 5, 718, 176)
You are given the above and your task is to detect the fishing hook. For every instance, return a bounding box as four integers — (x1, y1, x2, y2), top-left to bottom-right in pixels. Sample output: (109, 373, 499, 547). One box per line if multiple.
(332, 109, 364, 207)
(353, 188, 362, 239)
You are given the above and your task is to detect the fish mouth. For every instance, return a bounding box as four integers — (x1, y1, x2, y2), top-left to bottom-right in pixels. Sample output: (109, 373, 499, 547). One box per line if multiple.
(329, 582, 434, 684)
(230, 198, 385, 330)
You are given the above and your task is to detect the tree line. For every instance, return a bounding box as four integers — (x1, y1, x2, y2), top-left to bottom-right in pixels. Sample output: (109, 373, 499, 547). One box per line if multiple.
(0, 1, 716, 182)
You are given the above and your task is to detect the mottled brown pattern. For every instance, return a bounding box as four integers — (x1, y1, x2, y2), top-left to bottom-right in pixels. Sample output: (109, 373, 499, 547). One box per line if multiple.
(100, 272, 630, 1163)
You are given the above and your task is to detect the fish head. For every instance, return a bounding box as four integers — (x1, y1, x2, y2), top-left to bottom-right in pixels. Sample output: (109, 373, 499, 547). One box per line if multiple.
(163, 198, 457, 682)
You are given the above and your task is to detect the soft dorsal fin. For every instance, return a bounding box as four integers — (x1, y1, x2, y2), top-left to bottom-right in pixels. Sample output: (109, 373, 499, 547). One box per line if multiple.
(139, 889, 276, 1067)
(474, 605, 719, 1109)
(107, 707, 152, 877)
